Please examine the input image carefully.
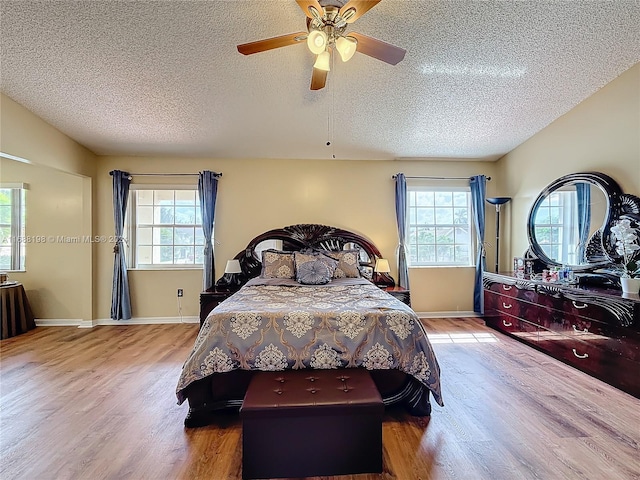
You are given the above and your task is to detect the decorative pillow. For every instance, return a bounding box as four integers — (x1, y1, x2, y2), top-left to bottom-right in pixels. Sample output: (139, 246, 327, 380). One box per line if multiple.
(260, 249, 295, 279)
(329, 249, 361, 278)
(294, 252, 338, 285)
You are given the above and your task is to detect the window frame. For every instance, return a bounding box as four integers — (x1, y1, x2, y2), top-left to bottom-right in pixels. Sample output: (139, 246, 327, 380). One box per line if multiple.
(0, 184, 26, 272)
(124, 185, 205, 270)
(406, 185, 475, 268)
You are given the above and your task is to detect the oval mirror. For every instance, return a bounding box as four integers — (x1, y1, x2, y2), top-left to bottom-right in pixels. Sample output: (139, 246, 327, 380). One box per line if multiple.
(527, 172, 623, 270)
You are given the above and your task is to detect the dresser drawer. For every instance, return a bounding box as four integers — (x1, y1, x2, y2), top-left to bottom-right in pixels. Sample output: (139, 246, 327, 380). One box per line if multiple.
(484, 293, 540, 339)
(569, 317, 640, 361)
(486, 281, 534, 299)
(557, 291, 638, 327)
(536, 307, 638, 339)
(565, 297, 622, 323)
(488, 318, 541, 346)
(536, 329, 640, 397)
(489, 312, 538, 334)
(485, 290, 533, 317)
(535, 330, 599, 372)
(494, 295, 520, 315)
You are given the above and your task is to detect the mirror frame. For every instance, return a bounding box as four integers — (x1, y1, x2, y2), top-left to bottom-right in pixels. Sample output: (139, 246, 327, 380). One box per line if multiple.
(527, 172, 640, 271)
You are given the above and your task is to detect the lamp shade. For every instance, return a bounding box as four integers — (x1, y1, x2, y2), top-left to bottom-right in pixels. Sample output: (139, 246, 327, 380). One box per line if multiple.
(313, 50, 331, 71)
(374, 258, 391, 273)
(224, 259, 242, 274)
(307, 30, 327, 54)
(336, 36, 357, 62)
(486, 197, 511, 206)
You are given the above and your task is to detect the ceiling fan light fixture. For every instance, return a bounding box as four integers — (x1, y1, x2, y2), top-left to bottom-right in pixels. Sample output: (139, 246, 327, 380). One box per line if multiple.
(238, 0, 402, 91)
(313, 50, 331, 71)
(307, 29, 328, 54)
(336, 35, 357, 62)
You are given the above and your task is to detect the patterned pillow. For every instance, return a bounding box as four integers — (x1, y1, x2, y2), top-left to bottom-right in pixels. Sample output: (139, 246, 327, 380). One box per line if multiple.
(329, 249, 361, 278)
(261, 249, 295, 279)
(294, 252, 338, 285)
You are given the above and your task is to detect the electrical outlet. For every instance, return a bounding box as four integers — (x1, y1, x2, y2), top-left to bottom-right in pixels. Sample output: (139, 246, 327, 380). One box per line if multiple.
(177, 288, 183, 297)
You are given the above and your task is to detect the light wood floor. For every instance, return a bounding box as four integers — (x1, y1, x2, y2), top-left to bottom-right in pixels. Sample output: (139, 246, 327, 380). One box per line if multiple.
(1, 318, 639, 480)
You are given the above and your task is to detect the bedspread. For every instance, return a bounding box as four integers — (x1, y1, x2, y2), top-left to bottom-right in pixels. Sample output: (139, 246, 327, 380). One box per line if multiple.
(176, 278, 443, 407)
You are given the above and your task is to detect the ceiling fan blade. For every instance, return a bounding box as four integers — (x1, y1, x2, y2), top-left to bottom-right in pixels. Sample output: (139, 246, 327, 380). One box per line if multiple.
(349, 32, 406, 65)
(310, 68, 327, 90)
(339, 0, 381, 23)
(237, 32, 307, 55)
(296, 0, 324, 19)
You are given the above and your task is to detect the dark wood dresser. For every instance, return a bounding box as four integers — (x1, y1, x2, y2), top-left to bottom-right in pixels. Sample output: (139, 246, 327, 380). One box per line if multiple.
(483, 272, 640, 398)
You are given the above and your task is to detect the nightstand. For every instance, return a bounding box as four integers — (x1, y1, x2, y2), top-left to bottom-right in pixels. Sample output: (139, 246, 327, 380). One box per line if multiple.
(199, 288, 238, 327)
(382, 286, 411, 307)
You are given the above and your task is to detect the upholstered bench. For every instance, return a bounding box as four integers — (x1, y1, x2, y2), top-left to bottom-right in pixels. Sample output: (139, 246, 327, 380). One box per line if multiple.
(240, 368, 384, 479)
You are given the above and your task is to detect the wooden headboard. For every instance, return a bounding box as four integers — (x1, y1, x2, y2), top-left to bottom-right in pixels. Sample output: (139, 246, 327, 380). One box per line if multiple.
(216, 224, 394, 287)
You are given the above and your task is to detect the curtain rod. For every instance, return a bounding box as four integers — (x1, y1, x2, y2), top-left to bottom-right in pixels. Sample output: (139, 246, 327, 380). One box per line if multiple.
(109, 171, 222, 179)
(127, 172, 222, 177)
(392, 175, 491, 181)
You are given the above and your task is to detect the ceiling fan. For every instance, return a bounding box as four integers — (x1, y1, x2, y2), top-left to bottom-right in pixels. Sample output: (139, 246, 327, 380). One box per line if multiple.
(237, 0, 406, 90)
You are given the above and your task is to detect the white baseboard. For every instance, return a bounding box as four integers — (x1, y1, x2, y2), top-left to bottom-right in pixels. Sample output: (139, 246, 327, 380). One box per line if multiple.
(35, 318, 84, 327)
(416, 311, 479, 319)
(36, 316, 199, 328)
(93, 316, 199, 326)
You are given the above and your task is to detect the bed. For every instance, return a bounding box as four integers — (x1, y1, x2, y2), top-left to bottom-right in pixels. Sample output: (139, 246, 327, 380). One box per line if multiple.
(176, 224, 443, 427)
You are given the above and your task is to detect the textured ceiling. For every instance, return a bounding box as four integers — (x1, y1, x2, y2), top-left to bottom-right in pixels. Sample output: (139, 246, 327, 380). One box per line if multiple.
(1, 0, 639, 161)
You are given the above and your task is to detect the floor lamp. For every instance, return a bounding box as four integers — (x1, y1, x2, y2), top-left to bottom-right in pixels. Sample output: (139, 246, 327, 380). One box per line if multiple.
(486, 197, 511, 273)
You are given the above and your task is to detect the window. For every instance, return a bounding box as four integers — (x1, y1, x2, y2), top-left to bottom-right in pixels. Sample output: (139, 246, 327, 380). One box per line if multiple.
(407, 187, 473, 267)
(533, 190, 578, 265)
(0, 186, 26, 271)
(125, 188, 204, 268)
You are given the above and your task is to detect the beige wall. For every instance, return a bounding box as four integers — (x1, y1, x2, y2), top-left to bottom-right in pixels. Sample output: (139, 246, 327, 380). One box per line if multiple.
(94, 158, 498, 318)
(1, 93, 95, 321)
(0, 158, 90, 319)
(497, 62, 640, 267)
(1, 93, 95, 177)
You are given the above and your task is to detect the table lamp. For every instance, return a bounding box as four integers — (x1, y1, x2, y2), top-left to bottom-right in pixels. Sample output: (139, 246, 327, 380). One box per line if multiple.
(373, 258, 395, 287)
(215, 259, 244, 290)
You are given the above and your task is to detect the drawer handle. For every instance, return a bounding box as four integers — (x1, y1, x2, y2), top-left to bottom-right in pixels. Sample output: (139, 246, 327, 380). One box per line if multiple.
(572, 301, 588, 309)
(502, 285, 512, 291)
(572, 325, 589, 334)
(502, 320, 512, 327)
(502, 302, 513, 309)
(572, 348, 589, 359)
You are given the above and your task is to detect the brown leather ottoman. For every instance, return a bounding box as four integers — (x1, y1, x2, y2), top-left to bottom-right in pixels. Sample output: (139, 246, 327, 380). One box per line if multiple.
(240, 368, 384, 479)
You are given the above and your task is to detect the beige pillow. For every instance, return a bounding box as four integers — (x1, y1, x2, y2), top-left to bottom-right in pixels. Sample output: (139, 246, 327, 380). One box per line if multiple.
(260, 249, 295, 279)
(329, 249, 361, 278)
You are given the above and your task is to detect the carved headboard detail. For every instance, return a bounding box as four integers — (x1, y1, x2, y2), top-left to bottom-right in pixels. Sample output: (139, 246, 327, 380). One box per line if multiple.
(216, 224, 393, 287)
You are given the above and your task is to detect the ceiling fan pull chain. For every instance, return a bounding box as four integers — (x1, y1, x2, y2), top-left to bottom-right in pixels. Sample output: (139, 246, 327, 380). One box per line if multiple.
(327, 108, 331, 147)
(331, 60, 336, 158)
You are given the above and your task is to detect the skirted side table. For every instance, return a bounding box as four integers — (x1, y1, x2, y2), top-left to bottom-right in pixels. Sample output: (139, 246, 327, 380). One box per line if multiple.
(1, 283, 36, 339)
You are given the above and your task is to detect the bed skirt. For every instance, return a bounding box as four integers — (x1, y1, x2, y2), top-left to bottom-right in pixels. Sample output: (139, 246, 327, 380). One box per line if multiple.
(182, 368, 432, 428)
